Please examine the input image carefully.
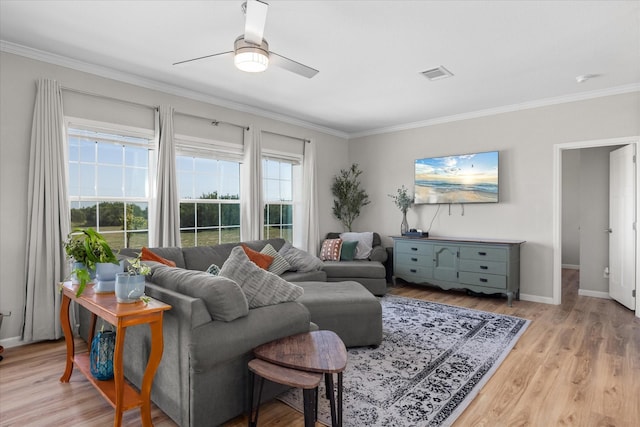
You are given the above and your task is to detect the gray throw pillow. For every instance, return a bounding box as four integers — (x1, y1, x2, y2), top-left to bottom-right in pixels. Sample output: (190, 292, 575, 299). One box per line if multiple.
(149, 265, 248, 322)
(220, 246, 303, 309)
(278, 242, 324, 273)
(260, 243, 291, 275)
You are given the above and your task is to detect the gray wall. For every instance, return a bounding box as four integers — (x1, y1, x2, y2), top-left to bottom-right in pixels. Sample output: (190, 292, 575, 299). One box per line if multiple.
(349, 93, 640, 302)
(561, 149, 581, 267)
(0, 52, 349, 343)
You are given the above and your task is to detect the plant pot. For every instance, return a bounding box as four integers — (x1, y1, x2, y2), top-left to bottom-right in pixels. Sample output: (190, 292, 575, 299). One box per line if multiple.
(94, 261, 124, 293)
(90, 330, 115, 380)
(71, 261, 95, 284)
(115, 273, 145, 303)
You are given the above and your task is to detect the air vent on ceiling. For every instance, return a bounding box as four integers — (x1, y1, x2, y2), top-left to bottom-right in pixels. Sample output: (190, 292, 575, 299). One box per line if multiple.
(421, 66, 454, 81)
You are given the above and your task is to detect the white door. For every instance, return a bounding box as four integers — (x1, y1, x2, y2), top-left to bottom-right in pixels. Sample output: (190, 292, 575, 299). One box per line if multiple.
(609, 144, 636, 310)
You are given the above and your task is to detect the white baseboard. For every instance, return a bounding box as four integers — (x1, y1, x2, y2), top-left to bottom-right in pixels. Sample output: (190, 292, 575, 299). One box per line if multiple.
(562, 264, 580, 270)
(578, 289, 611, 299)
(0, 335, 26, 349)
(519, 293, 556, 305)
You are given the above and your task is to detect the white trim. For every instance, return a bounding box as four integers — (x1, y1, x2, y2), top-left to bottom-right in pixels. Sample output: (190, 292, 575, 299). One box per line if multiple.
(578, 289, 612, 299)
(1, 40, 350, 139)
(66, 116, 155, 139)
(0, 335, 25, 349)
(553, 136, 639, 317)
(562, 264, 580, 270)
(519, 293, 555, 305)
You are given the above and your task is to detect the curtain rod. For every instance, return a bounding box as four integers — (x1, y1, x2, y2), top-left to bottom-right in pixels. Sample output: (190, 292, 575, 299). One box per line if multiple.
(60, 86, 158, 111)
(262, 129, 309, 143)
(174, 111, 249, 131)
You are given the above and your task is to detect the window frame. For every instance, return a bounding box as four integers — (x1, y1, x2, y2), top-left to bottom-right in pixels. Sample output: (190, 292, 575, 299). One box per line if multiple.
(262, 149, 302, 242)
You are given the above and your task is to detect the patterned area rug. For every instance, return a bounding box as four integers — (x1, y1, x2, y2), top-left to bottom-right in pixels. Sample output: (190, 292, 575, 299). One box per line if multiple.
(278, 295, 529, 426)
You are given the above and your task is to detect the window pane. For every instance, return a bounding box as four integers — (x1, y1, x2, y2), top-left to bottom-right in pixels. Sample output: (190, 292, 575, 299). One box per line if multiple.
(97, 143, 123, 165)
(79, 164, 95, 197)
(282, 205, 293, 224)
(124, 167, 147, 198)
(178, 171, 194, 199)
(180, 203, 196, 228)
(98, 202, 124, 229)
(70, 201, 97, 228)
(197, 203, 219, 227)
(267, 204, 281, 225)
(101, 231, 125, 250)
(222, 227, 240, 244)
(78, 140, 95, 162)
(125, 145, 148, 168)
(126, 202, 148, 230)
(97, 165, 123, 197)
(221, 203, 240, 226)
(180, 230, 196, 247)
(194, 157, 215, 173)
(196, 229, 219, 246)
(280, 162, 292, 180)
(282, 225, 293, 242)
(265, 179, 280, 202)
(280, 182, 292, 201)
(126, 231, 148, 249)
(220, 161, 240, 199)
(176, 156, 192, 172)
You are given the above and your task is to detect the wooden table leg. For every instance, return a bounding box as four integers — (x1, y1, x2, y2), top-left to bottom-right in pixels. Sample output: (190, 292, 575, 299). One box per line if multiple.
(113, 322, 126, 427)
(88, 312, 97, 353)
(140, 316, 165, 427)
(59, 294, 74, 382)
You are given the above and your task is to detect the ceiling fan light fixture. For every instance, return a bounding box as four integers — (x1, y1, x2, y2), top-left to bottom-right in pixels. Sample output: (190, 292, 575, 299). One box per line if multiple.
(234, 36, 269, 73)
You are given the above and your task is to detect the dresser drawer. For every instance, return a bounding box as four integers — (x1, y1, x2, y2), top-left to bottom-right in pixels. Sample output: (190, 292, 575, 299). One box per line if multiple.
(395, 240, 433, 256)
(459, 259, 507, 275)
(459, 246, 507, 262)
(459, 272, 506, 289)
(395, 252, 432, 267)
(395, 264, 433, 283)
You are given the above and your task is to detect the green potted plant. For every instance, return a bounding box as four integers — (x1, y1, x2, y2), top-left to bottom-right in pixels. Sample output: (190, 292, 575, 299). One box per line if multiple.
(331, 163, 370, 231)
(64, 228, 121, 297)
(389, 185, 414, 234)
(115, 253, 151, 304)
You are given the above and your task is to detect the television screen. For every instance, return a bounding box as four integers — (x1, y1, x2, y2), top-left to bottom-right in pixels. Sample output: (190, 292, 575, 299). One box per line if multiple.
(414, 151, 499, 204)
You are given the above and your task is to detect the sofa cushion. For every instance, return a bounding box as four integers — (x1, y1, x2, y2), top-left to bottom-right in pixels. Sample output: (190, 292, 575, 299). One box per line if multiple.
(141, 247, 177, 267)
(220, 246, 303, 309)
(279, 242, 324, 273)
(339, 232, 374, 259)
(281, 270, 327, 282)
(339, 240, 358, 261)
(319, 238, 342, 261)
(149, 265, 248, 321)
(141, 247, 186, 269)
(321, 260, 386, 279)
(260, 243, 291, 275)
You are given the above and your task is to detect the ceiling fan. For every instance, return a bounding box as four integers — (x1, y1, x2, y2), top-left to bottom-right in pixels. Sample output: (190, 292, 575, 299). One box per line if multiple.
(173, 0, 319, 78)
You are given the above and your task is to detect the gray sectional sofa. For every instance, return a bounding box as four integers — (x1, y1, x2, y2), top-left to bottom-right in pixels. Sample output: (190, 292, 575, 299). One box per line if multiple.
(78, 238, 385, 427)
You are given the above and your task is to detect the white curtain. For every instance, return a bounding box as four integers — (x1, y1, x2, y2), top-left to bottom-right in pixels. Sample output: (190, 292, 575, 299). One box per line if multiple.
(241, 125, 263, 241)
(153, 105, 181, 247)
(23, 78, 70, 341)
(295, 138, 320, 254)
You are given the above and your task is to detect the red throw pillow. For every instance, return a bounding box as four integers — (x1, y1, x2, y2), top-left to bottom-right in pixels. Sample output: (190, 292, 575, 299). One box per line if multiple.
(241, 245, 274, 270)
(140, 247, 177, 267)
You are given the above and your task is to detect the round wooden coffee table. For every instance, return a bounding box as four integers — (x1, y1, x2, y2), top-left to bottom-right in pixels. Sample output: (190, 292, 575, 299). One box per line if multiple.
(252, 330, 348, 427)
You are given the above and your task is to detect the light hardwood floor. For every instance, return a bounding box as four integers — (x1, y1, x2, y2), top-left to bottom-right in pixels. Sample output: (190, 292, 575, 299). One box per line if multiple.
(1, 270, 638, 426)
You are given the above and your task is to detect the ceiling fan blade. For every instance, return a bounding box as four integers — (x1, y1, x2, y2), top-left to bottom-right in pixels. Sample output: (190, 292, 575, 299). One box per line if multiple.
(172, 51, 233, 66)
(270, 52, 319, 78)
(244, 0, 268, 45)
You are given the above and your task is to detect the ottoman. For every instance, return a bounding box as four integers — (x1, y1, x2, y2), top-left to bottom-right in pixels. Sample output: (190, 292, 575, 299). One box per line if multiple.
(295, 281, 382, 348)
(321, 260, 388, 296)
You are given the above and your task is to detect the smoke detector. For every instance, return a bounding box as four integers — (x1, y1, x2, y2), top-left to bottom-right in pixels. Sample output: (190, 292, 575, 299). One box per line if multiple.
(421, 66, 454, 81)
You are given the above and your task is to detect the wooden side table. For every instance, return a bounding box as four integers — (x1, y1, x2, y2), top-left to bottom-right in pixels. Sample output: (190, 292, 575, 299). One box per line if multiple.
(253, 330, 348, 427)
(59, 281, 171, 427)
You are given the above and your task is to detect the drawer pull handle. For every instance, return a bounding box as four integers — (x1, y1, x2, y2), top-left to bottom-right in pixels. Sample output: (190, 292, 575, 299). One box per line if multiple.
(480, 265, 488, 270)
(410, 269, 417, 273)
(411, 247, 418, 251)
(479, 278, 488, 283)
(411, 257, 418, 262)
(478, 252, 487, 256)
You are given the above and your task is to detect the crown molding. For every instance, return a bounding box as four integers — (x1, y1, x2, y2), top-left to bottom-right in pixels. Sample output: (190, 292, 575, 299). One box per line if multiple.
(0, 40, 350, 139)
(348, 83, 640, 139)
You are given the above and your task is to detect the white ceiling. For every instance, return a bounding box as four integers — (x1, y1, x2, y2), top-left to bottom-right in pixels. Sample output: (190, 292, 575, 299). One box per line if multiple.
(1, 1, 639, 137)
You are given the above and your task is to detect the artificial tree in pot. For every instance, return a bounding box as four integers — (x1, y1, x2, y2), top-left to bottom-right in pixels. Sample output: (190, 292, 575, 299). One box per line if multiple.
(331, 163, 370, 231)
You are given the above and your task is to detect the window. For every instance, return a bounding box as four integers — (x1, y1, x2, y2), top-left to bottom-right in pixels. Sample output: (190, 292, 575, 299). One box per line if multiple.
(177, 155, 241, 247)
(263, 157, 294, 241)
(67, 126, 154, 249)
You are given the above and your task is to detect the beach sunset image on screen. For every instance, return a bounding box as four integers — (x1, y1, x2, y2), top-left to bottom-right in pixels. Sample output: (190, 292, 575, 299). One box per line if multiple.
(414, 151, 499, 204)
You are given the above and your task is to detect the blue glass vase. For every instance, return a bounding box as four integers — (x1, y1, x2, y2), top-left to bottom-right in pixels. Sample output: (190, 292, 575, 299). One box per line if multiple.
(90, 330, 115, 380)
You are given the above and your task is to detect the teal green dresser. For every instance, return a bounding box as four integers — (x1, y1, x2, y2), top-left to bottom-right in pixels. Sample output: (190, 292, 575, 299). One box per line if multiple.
(392, 236, 525, 306)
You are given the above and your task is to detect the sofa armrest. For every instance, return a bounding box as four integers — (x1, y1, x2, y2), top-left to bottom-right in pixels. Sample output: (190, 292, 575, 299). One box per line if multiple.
(143, 282, 213, 329)
(369, 245, 388, 263)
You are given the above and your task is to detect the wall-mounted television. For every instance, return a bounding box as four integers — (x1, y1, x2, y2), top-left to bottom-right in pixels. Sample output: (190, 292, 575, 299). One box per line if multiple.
(414, 151, 499, 204)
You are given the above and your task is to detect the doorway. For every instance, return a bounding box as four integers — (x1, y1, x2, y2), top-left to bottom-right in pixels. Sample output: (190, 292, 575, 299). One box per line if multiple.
(553, 137, 639, 316)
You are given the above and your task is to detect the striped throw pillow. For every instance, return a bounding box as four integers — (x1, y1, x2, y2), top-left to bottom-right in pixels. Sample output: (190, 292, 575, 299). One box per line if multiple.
(260, 244, 292, 275)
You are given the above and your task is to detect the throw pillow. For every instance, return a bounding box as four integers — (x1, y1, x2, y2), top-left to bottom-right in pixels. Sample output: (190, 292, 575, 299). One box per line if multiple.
(260, 244, 291, 275)
(339, 240, 358, 261)
(141, 247, 177, 267)
(319, 238, 342, 261)
(241, 244, 274, 270)
(149, 265, 248, 321)
(339, 231, 374, 259)
(206, 263, 220, 275)
(220, 246, 303, 309)
(279, 243, 324, 273)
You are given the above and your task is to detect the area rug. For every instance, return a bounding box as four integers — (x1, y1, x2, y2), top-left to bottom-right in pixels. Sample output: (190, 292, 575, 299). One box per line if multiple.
(278, 295, 529, 426)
